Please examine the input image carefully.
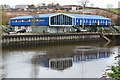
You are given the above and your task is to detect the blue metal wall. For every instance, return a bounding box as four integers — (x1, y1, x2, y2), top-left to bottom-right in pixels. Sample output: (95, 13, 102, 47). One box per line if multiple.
(10, 13, 111, 26)
(76, 18, 111, 26)
(10, 17, 49, 26)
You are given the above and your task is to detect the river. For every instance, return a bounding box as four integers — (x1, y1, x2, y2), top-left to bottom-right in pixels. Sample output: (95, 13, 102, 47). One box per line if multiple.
(1, 41, 120, 78)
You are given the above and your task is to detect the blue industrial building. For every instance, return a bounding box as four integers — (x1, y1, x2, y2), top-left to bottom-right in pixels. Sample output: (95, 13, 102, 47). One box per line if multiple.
(10, 13, 111, 33)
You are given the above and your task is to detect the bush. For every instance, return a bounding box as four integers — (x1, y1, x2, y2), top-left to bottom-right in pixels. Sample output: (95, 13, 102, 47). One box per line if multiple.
(106, 55, 120, 80)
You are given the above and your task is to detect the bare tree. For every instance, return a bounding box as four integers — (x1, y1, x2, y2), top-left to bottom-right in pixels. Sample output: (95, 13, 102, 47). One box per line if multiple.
(118, 1, 120, 14)
(106, 4, 113, 10)
(90, 3, 94, 7)
(78, 0, 89, 30)
(78, 0, 89, 8)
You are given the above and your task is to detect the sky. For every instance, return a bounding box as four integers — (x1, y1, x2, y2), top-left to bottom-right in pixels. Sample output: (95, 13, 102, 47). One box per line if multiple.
(0, 0, 120, 8)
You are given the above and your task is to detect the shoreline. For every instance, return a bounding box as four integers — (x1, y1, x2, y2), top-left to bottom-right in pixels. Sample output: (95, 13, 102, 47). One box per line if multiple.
(2, 33, 120, 49)
(2, 33, 102, 44)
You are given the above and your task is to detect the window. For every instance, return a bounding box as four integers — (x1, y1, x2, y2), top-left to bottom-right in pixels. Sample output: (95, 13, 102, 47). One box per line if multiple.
(23, 19, 31, 22)
(77, 19, 79, 22)
(80, 20, 82, 25)
(36, 19, 45, 21)
(83, 20, 85, 23)
(106, 21, 107, 25)
(102, 20, 103, 23)
(18, 26, 21, 29)
(95, 20, 96, 23)
(89, 20, 91, 25)
(17, 20, 23, 22)
(12, 19, 32, 22)
(12, 20, 17, 22)
(103, 21, 105, 23)
(50, 14, 72, 25)
(98, 20, 100, 25)
(86, 20, 88, 23)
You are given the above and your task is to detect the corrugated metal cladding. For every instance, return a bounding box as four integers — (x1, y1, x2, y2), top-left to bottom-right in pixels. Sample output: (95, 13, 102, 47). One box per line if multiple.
(10, 13, 111, 26)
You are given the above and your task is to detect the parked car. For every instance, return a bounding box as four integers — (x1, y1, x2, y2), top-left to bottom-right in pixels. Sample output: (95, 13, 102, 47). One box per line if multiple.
(81, 29, 87, 32)
(3, 27, 14, 34)
(9, 32, 16, 34)
(16, 29, 26, 33)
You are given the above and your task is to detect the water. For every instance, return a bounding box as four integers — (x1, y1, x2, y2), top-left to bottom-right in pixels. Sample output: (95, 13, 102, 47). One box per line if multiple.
(2, 41, 120, 78)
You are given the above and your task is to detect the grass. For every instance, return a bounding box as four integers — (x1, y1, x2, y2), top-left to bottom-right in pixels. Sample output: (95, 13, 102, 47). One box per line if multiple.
(106, 8, 120, 14)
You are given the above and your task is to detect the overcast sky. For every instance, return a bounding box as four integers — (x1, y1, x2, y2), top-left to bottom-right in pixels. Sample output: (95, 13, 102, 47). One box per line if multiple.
(0, 0, 120, 8)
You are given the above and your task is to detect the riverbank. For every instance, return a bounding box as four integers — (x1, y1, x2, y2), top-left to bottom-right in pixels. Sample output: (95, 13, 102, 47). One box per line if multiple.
(2, 33, 102, 44)
(2, 32, 120, 44)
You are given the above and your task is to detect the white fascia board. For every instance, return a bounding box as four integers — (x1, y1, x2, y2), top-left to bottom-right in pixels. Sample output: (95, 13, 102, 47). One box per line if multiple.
(49, 25, 73, 27)
(74, 18, 76, 25)
(62, 13, 76, 18)
(49, 13, 62, 17)
(49, 13, 76, 18)
(49, 16, 51, 25)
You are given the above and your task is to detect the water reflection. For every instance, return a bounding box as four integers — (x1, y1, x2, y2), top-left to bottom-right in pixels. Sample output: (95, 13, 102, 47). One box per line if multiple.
(32, 46, 111, 71)
(2, 42, 119, 78)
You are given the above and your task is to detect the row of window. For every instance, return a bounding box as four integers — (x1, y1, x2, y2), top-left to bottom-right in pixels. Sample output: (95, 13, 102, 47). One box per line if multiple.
(78, 19, 111, 23)
(12, 19, 45, 22)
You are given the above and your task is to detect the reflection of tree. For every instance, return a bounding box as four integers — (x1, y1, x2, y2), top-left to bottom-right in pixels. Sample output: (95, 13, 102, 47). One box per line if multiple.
(31, 55, 39, 78)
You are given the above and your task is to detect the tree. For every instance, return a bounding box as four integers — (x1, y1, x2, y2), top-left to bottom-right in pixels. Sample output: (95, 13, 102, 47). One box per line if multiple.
(90, 3, 94, 7)
(106, 4, 113, 10)
(118, 1, 120, 9)
(56, 3, 60, 6)
(107, 65, 120, 80)
(2, 11, 9, 25)
(105, 55, 120, 80)
(0, 5, 9, 26)
(78, 0, 89, 30)
(78, 0, 89, 8)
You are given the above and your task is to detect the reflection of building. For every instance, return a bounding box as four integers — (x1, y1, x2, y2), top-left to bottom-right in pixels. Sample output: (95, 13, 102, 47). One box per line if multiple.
(34, 50, 110, 71)
(73, 52, 110, 62)
(49, 58, 73, 70)
(39, 58, 49, 68)
(31, 46, 111, 71)
(74, 46, 110, 62)
(38, 57, 73, 70)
